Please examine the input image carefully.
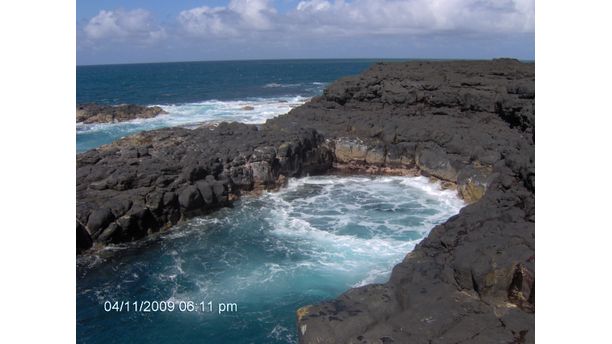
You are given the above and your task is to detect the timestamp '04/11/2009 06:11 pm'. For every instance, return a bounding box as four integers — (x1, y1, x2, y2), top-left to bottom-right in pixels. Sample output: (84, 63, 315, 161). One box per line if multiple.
(103, 300, 239, 314)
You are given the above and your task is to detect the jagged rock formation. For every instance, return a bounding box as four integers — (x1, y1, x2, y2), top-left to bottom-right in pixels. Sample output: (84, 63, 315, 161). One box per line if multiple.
(76, 103, 167, 124)
(287, 59, 535, 343)
(76, 124, 332, 252)
(76, 59, 534, 343)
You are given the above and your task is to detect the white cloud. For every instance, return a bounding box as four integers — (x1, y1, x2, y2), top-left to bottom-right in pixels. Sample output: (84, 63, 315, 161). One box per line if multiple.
(174, 0, 533, 40)
(83, 9, 166, 43)
(178, 6, 239, 37)
(290, 0, 534, 36)
(178, 0, 276, 37)
(78, 0, 534, 63)
(297, 0, 332, 12)
(228, 0, 276, 29)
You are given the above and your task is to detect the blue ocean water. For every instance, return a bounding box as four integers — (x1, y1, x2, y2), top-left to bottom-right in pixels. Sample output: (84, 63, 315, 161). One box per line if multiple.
(76, 59, 380, 152)
(77, 176, 464, 344)
(76, 59, 465, 344)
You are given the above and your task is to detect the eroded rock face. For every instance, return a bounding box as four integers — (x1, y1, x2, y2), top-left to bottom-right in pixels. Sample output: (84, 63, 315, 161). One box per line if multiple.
(76, 104, 167, 124)
(283, 59, 535, 343)
(76, 122, 333, 252)
(76, 59, 534, 343)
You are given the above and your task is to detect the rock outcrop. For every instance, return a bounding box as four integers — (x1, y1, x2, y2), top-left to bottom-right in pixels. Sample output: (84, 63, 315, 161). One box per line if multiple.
(76, 103, 167, 124)
(283, 59, 535, 343)
(76, 59, 534, 342)
(76, 123, 332, 253)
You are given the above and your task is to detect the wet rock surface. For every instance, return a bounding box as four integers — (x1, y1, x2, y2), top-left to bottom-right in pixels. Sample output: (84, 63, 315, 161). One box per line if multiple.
(76, 59, 534, 342)
(76, 103, 167, 124)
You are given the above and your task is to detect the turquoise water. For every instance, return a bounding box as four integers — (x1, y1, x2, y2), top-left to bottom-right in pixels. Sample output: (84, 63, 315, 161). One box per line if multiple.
(77, 176, 464, 344)
(76, 59, 381, 152)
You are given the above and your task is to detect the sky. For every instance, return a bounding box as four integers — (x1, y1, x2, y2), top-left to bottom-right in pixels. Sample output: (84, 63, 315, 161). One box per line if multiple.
(76, 0, 535, 65)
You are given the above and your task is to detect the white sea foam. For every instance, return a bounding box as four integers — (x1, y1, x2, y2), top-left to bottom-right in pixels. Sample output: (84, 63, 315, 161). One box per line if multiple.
(76, 173, 468, 344)
(264, 83, 302, 88)
(76, 96, 310, 135)
(263, 81, 327, 89)
(268, 324, 295, 342)
(81, 175, 465, 310)
(253, 175, 465, 285)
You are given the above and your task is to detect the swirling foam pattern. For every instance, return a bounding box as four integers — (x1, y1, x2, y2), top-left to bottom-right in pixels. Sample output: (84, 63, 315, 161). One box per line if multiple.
(77, 175, 464, 344)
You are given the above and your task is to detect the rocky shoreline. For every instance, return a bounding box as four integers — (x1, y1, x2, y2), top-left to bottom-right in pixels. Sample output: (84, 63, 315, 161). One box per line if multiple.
(76, 103, 167, 124)
(76, 59, 534, 343)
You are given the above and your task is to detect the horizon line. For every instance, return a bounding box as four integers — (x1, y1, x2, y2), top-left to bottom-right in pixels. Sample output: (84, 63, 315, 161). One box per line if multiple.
(77, 56, 535, 68)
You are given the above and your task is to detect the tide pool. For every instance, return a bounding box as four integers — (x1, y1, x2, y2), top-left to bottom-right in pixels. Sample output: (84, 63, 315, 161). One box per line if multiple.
(76, 175, 464, 344)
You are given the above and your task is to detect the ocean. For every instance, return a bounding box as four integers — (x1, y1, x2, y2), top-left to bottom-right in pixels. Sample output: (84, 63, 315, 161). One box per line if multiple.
(76, 59, 380, 152)
(76, 59, 465, 344)
(77, 176, 464, 344)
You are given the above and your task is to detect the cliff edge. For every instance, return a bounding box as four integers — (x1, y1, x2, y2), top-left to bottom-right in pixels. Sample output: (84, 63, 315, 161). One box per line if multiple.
(76, 59, 535, 343)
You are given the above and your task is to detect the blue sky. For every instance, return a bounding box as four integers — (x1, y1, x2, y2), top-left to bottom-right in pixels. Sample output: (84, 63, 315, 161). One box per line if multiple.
(77, 0, 535, 65)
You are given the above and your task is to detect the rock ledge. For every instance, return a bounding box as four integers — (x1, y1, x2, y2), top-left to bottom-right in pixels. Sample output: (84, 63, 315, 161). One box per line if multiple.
(76, 59, 535, 343)
(76, 103, 167, 124)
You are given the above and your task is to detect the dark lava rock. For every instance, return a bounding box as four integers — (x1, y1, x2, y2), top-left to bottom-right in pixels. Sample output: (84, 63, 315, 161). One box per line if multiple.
(76, 103, 167, 124)
(178, 185, 204, 211)
(77, 122, 333, 249)
(85, 207, 114, 238)
(286, 59, 535, 343)
(76, 59, 534, 343)
(76, 221, 92, 254)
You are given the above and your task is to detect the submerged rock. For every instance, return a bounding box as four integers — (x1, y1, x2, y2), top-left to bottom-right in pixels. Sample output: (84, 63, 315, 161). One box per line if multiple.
(76, 103, 167, 124)
(76, 59, 535, 343)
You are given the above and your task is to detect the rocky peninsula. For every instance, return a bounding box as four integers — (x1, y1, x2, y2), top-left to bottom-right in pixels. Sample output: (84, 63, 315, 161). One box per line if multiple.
(76, 59, 534, 343)
(76, 103, 167, 124)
